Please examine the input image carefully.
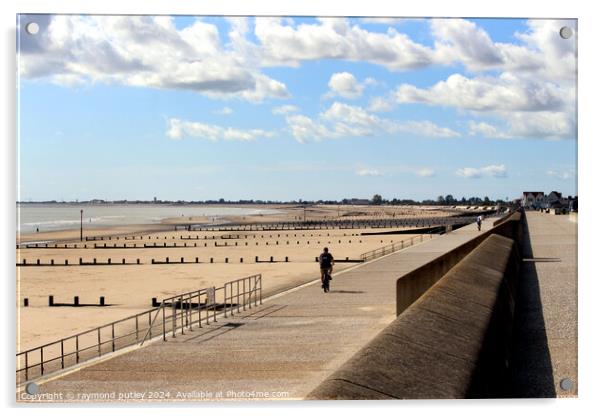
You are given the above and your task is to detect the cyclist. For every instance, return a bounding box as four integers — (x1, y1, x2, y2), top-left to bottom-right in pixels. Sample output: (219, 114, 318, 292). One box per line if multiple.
(319, 247, 334, 293)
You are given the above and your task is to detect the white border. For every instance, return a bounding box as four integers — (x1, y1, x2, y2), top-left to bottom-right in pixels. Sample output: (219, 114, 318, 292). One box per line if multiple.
(2, 1, 600, 415)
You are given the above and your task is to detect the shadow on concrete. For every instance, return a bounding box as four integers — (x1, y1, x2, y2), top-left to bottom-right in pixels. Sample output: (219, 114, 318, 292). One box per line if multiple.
(508, 214, 556, 397)
(182, 322, 246, 344)
(522, 257, 561, 263)
(242, 305, 288, 320)
(327, 290, 365, 294)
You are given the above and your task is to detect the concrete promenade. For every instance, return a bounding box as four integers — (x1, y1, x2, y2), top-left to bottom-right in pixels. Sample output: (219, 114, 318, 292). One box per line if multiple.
(32, 220, 492, 402)
(510, 211, 578, 397)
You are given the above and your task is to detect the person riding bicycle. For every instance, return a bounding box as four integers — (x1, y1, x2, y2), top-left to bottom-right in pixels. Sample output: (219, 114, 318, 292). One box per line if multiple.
(319, 247, 334, 293)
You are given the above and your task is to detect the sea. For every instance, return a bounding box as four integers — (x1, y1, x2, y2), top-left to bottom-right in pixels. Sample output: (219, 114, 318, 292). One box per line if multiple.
(17, 203, 281, 234)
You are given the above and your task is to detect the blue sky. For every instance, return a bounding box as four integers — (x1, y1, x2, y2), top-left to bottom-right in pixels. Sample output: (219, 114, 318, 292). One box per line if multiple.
(17, 15, 577, 202)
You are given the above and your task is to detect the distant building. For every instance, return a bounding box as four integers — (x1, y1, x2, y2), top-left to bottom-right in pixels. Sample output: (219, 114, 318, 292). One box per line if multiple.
(546, 191, 564, 207)
(569, 196, 578, 212)
(522, 192, 545, 209)
(153, 196, 157, 203)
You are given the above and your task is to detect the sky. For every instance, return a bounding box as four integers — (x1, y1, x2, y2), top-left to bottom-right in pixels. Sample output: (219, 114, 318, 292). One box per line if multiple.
(16, 15, 577, 202)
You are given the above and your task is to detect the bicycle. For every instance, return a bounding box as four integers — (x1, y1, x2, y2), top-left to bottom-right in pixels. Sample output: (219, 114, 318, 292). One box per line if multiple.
(322, 270, 332, 293)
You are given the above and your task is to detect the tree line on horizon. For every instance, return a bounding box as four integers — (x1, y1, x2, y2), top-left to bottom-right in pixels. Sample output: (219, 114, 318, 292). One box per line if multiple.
(19, 194, 509, 206)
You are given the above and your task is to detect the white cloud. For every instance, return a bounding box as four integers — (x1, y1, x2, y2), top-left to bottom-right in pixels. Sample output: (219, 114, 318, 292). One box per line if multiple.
(214, 106, 233, 115)
(253, 17, 576, 81)
(396, 72, 574, 140)
(547, 169, 575, 180)
(393, 121, 460, 138)
(254, 17, 434, 70)
(285, 114, 336, 143)
(396, 73, 567, 113)
(367, 96, 395, 112)
(356, 169, 383, 177)
(467, 111, 575, 140)
(322, 102, 380, 127)
(326, 72, 364, 99)
(416, 168, 435, 177)
(272, 104, 299, 115)
(285, 102, 460, 142)
(456, 164, 507, 178)
(19, 15, 290, 102)
(166, 118, 274, 141)
(468, 121, 511, 139)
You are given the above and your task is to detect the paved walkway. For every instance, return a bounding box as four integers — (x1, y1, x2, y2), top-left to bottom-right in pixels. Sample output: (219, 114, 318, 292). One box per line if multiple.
(32, 219, 492, 402)
(510, 211, 577, 397)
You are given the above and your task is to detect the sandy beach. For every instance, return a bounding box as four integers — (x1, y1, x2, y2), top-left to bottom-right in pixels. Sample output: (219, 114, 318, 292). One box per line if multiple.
(16, 204, 462, 352)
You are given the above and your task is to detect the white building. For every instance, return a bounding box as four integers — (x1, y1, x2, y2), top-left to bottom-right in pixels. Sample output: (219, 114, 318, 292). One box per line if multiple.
(522, 192, 545, 209)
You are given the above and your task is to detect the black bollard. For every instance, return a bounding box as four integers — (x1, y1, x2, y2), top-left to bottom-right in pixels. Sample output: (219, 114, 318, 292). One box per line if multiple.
(24, 298, 29, 307)
(74, 296, 79, 306)
(48, 295, 54, 306)
(100, 296, 105, 306)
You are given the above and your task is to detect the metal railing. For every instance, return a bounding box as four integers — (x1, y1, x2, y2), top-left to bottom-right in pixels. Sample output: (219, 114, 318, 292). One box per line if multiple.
(140, 274, 262, 344)
(16, 274, 262, 385)
(360, 233, 435, 262)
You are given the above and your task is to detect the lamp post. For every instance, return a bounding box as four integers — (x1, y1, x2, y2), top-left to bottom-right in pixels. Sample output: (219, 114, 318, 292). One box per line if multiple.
(80, 209, 83, 242)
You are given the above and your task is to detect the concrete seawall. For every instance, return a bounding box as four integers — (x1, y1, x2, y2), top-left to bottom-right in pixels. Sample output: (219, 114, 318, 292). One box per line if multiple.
(396, 212, 522, 316)
(308, 229, 522, 399)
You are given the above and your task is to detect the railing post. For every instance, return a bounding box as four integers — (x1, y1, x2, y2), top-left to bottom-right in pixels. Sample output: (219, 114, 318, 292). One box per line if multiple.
(24, 352, 28, 381)
(242, 279, 245, 311)
(111, 323, 115, 352)
(172, 301, 176, 338)
(162, 305, 166, 341)
(97, 329, 100, 357)
(236, 280, 240, 313)
(40, 348, 44, 376)
(224, 284, 228, 318)
(61, 340, 65, 369)
(148, 310, 152, 339)
(214, 291, 218, 322)
(198, 292, 202, 328)
(135, 315, 139, 343)
(180, 296, 185, 335)
(188, 295, 193, 330)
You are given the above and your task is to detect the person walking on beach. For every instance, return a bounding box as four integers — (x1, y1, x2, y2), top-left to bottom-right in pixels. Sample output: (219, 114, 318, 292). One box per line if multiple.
(319, 247, 334, 293)
(476, 215, 482, 231)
